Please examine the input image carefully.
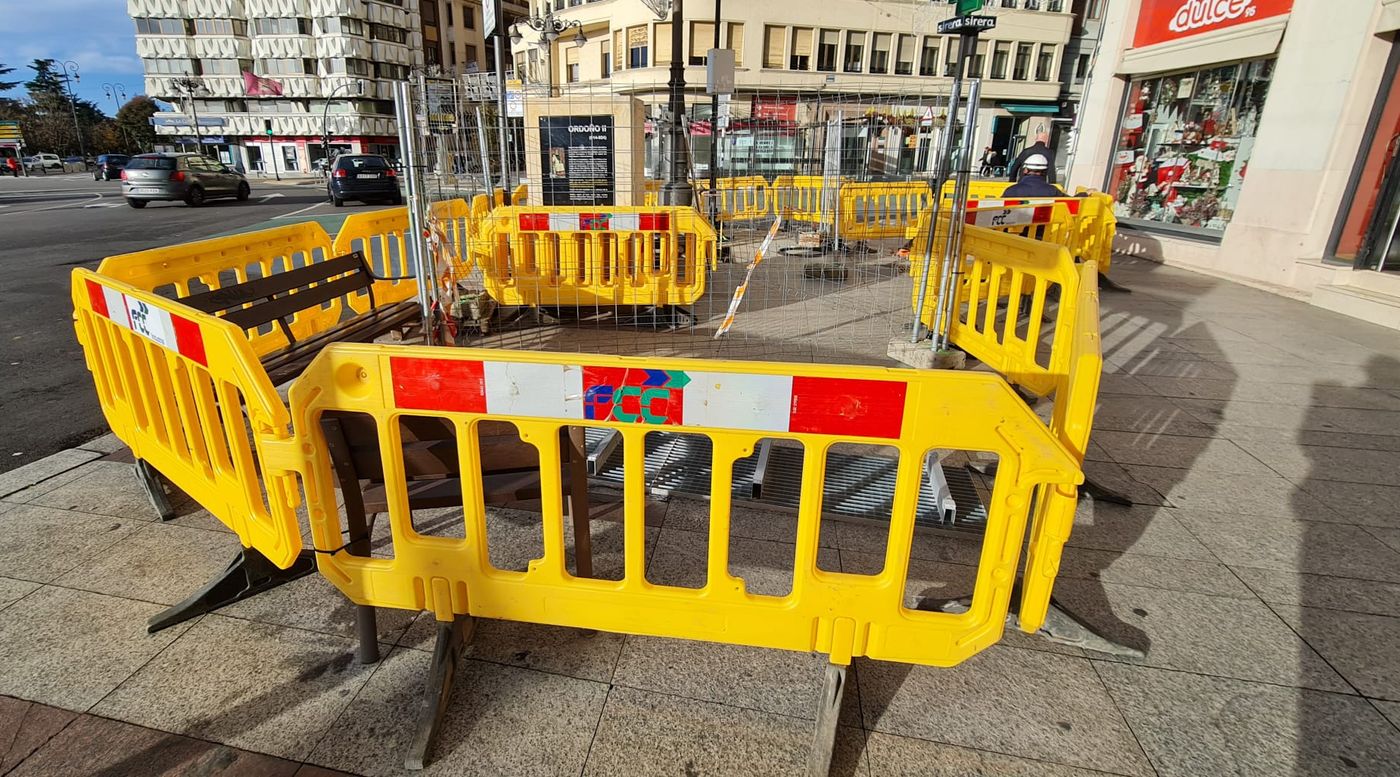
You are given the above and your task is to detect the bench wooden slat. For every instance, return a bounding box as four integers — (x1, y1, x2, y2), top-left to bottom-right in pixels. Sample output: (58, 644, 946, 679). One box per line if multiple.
(222, 272, 371, 331)
(262, 302, 418, 385)
(181, 253, 366, 315)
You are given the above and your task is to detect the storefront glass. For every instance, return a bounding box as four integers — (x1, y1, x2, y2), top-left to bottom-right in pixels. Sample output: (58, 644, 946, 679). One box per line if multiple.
(1107, 57, 1275, 235)
(1332, 43, 1400, 271)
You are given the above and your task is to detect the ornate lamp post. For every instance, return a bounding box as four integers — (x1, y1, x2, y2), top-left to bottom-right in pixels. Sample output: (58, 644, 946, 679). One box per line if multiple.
(59, 60, 86, 158)
(510, 2, 587, 96)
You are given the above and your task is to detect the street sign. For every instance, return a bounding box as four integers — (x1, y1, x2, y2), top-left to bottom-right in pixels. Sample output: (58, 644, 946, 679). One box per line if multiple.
(956, 0, 985, 15)
(483, 0, 497, 37)
(938, 15, 997, 34)
(505, 80, 524, 118)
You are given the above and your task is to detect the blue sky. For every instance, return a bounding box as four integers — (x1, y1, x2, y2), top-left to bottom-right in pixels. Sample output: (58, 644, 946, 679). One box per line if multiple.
(3, 0, 147, 116)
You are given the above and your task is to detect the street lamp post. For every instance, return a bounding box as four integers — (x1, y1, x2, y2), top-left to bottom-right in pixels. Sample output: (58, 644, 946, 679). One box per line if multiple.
(510, 2, 587, 97)
(102, 83, 131, 151)
(59, 61, 86, 158)
(660, 0, 691, 206)
(171, 77, 206, 154)
(322, 80, 365, 168)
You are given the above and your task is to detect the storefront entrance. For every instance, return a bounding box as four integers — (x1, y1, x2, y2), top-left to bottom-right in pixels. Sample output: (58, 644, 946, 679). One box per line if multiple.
(1332, 41, 1400, 272)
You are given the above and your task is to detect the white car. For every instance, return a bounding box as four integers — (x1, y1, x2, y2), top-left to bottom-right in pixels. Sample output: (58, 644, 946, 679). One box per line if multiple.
(22, 154, 62, 173)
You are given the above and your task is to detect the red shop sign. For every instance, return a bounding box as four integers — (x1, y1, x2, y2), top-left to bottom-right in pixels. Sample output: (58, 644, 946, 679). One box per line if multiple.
(1133, 0, 1293, 48)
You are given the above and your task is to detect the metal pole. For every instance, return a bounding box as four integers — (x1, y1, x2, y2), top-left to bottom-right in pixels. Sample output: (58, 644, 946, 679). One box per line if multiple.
(474, 105, 494, 194)
(911, 32, 969, 344)
(394, 81, 434, 338)
(931, 77, 981, 352)
(661, 0, 693, 206)
(61, 63, 86, 159)
(707, 0, 722, 221)
(493, 17, 510, 188)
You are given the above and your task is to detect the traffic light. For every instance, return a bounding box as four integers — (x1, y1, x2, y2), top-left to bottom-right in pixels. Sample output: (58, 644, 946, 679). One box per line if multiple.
(264, 119, 273, 136)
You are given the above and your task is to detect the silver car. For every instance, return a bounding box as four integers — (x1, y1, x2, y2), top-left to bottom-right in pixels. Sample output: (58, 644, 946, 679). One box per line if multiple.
(122, 153, 250, 208)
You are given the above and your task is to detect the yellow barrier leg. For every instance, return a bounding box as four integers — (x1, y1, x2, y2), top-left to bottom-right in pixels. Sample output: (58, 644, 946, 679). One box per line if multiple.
(133, 458, 175, 520)
(406, 615, 475, 771)
(146, 548, 318, 634)
(807, 662, 847, 777)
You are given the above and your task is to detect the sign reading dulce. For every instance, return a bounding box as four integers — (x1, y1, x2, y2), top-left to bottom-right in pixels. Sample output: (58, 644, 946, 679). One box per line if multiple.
(1133, 0, 1292, 48)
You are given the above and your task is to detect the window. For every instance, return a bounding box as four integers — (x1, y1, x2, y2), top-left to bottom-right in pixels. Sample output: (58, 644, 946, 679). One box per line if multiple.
(790, 28, 813, 70)
(565, 46, 580, 82)
(1087, 0, 1106, 19)
(334, 17, 366, 36)
(613, 30, 624, 71)
(1024, 0, 1041, 9)
(1048, 0, 1064, 10)
(918, 36, 939, 76)
(370, 24, 407, 43)
(817, 29, 839, 72)
(655, 22, 672, 64)
(254, 18, 310, 36)
(134, 18, 189, 35)
(1035, 44, 1055, 81)
(727, 23, 744, 67)
(449, 46, 457, 67)
(843, 31, 865, 73)
(146, 59, 195, 74)
(601, 44, 611, 77)
(943, 38, 959, 76)
(690, 21, 714, 66)
(1013, 42, 1032, 79)
(464, 6, 475, 29)
(376, 61, 409, 79)
(1000, 0, 1017, 7)
(199, 59, 242, 75)
(445, 2, 453, 26)
(627, 26, 648, 68)
(421, 2, 437, 24)
(193, 19, 246, 36)
(895, 34, 915, 76)
(1073, 53, 1090, 84)
(968, 39, 988, 77)
(466, 45, 477, 65)
(870, 33, 891, 74)
(763, 25, 784, 69)
(1108, 59, 1275, 235)
(339, 58, 371, 76)
(988, 41, 1010, 79)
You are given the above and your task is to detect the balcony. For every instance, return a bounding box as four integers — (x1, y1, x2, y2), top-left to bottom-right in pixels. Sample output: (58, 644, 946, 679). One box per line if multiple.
(244, 0, 312, 17)
(191, 36, 252, 59)
(308, 0, 359, 16)
(315, 36, 373, 59)
(153, 110, 396, 139)
(186, 0, 246, 16)
(251, 36, 316, 59)
(365, 2, 410, 27)
(136, 35, 196, 59)
(371, 41, 413, 64)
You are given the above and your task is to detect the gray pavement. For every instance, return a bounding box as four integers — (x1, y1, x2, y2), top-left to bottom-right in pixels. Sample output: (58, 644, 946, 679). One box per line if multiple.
(0, 253, 1398, 774)
(0, 172, 387, 474)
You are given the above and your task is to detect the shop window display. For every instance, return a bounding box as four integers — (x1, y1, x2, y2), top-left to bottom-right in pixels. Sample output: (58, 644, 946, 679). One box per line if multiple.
(1108, 58, 1274, 234)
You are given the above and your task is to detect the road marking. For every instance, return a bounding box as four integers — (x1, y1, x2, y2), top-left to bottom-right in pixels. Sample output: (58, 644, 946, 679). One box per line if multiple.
(258, 193, 285, 203)
(84, 202, 122, 208)
(272, 203, 324, 219)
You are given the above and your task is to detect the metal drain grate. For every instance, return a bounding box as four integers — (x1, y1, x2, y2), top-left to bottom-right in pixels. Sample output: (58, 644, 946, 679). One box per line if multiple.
(583, 428, 989, 532)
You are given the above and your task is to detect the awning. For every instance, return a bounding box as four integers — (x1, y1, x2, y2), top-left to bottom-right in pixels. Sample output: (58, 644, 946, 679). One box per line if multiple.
(1118, 15, 1289, 75)
(1002, 104, 1059, 115)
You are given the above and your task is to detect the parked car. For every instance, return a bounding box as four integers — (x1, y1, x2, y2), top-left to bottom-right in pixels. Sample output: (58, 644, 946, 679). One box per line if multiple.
(121, 153, 250, 208)
(327, 154, 402, 207)
(34, 153, 62, 170)
(93, 154, 130, 181)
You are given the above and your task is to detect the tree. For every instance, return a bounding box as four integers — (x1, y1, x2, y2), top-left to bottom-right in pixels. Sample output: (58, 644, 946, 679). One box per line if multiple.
(0, 62, 18, 94)
(25, 59, 66, 101)
(19, 59, 108, 155)
(116, 96, 159, 152)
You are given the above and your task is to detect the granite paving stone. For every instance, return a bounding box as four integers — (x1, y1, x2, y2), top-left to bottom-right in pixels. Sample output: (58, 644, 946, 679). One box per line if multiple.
(1175, 510, 1400, 581)
(1067, 503, 1216, 560)
(58, 522, 238, 606)
(0, 450, 101, 500)
(219, 573, 418, 647)
(864, 730, 1135, 776)
(1124, 465, 1337, 519)
(0, 587, 192, 710)
(0, 696, 78, 774)
(1097, 662, 1400, 777)
(858, 646, 1151, 775)
(309, 646, 607, 777)
(1295, 480, 1400, 529)
(28, 461, 191, 520)
(1271, 605, 1400, 701)
(0, 576, 39, 613)
(0, 504, 140, 584)
(92, 614, 377, 761)
(398, 614, 626, 684)
(1231, 567, 1400, 617)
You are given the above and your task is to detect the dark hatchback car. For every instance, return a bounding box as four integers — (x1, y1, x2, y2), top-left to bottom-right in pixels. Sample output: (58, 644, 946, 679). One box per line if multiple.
(328, 155, 401, 206)
(94, 154, 130, 181)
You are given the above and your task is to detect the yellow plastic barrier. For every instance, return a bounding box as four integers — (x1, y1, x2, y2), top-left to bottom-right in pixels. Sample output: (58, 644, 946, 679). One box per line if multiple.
(99, 223, 337, 359)
(839, 181, 933, 240)
(289, 344, 1082, 666)
(475, 206, 718, 308)
(693, 176, 771, 222)
(1070, 190, 1116, 273)
(330, 208, 419, 313)
(771, 175, 840, 226)
(71, 269, 303, 568)
(510, 183, 527, 205)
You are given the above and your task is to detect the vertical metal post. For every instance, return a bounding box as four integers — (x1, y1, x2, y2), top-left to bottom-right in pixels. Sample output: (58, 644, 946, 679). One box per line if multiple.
(661, 0, 693, 206)
(707, 0, 722, 222)
(931, 78, 981, 352)
(474, 105, 494, 194)
(494, 18, 511, 188)
(394, 80, 434, 339)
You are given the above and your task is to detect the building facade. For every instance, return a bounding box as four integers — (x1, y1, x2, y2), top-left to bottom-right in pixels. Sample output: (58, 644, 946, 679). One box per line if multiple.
(1069, 0, 1400, 328)
(129, 0, 424, 174)
(421, 0, 531, 75)
(509, 0, 1076, 178)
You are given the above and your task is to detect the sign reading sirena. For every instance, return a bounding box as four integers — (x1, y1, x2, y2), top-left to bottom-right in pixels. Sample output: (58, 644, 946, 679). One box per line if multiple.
(1133, 0, 1293, 48)
(937, 15, 997, 35)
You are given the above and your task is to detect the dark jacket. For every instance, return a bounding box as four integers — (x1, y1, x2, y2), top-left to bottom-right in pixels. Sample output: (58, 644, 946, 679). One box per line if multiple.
(1003, 174, 1064, 198)
(1008, 141, 1057, 184)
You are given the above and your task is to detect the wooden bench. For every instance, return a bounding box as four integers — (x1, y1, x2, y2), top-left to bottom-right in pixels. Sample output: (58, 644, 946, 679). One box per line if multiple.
(179, 250, 419, 385)
(318, 411, 592, 769)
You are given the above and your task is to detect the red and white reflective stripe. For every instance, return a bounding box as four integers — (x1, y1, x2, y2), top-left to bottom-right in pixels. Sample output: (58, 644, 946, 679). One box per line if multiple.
(390, 357, 907, 439)
(967, 197, 1080, 215)
(516, 212, 673, 232)
(965, 205, 1054, 227)
(84, 279, 207, 366)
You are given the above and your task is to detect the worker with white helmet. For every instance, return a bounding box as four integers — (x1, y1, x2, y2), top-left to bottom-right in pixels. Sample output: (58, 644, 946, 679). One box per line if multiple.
(1003, 153, 1064, 197)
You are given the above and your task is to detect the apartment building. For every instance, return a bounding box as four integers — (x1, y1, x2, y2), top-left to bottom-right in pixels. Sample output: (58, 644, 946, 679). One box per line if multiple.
(509, 0, 1074, 176)
(129, 0, 424, 174)
(421, 0, 531, 75)
(1052, 0, 1109, 169)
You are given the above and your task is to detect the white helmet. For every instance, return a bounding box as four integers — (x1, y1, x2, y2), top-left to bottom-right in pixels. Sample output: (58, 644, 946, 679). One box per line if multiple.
(1023, 154, 1050, 171)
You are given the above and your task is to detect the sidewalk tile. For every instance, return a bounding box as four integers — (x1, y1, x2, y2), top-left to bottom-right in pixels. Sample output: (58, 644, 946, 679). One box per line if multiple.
(1174, 398, 1400, 437)
(92, 614, 376, 761)
(1097, 662, 1400, 777)
(29, 461, 189, 521)
(665, 497, 835, 546)
(0, 587, 191, 709)
(76, 432, 127, 454)
(858, 646, 1150, 776)
(647, 528, 838, 596)
(294, 767, 360, 777)
(864, 731, 1128, 776)
(309, 647, 606, 777)
(828, 520, 984, 566)
(1271, 606, 1400, 701)
(1067, 505, 1215, 561)
(1097, 373, 1157, 396)
(59, 522, 237, 606)
(1232, 567, 1400, 617)
(1374, 700, 1400, 729)
(583, 685, 869, 777)
(0, 697, 78, 774)
(7, 713, 300, 777)
(1217, 422, 1400, 453)
(1089, 396, 1218, 437)
(1106, 357, 1237, 383)
(1124, 465, 1335, 519)
(1176, 511, 1400, 581)
(399, 615, 624, 684)
(1234, 439, 1400, 486)
(0, 504, 139, 583)
(0, 577, 39, 612)
(217, 573, 416, 647)
(613, 635, 860, 724)
(1092, 431, 1274, 476)
(1050, 580, 1349, 692)
(0, 450, 100, 499)
(1296, 480, 1400, 529)
(1366, 526, 1400, 553)
(1059, 548, 1253, 598)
